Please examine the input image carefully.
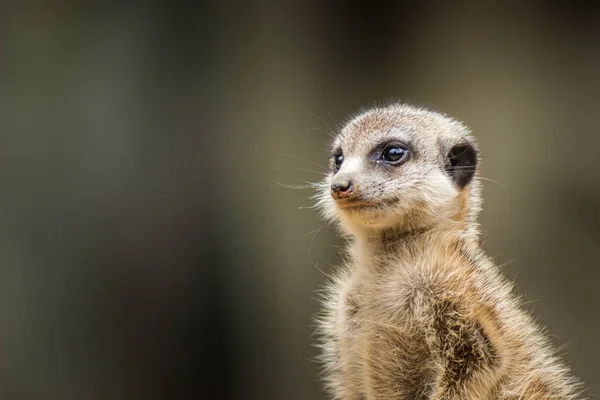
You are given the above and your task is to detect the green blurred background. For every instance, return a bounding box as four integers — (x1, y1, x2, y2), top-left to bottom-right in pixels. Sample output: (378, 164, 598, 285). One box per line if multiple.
(3, 2, 600, 399)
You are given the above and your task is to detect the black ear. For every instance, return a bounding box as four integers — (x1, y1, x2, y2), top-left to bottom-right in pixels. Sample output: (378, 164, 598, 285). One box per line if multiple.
(446, 142, 478, 189)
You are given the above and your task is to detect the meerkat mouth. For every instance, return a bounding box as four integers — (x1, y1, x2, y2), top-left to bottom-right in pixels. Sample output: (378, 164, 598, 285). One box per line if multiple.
(336, 199, 381, 210)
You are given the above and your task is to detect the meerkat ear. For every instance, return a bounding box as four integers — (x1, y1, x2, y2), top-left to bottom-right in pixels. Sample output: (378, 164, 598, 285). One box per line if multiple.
(446, 142, 478, 189)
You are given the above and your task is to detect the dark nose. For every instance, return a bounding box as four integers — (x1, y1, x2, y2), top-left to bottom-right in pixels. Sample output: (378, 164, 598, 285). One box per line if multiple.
(331, 180, 354, 199)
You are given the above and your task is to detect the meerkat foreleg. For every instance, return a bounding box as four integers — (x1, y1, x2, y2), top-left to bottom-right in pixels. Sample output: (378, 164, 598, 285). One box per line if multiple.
(425, 299, 503, 400)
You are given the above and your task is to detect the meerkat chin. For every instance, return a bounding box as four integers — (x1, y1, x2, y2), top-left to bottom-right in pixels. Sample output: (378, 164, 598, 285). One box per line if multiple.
(315, 103, 584, 399)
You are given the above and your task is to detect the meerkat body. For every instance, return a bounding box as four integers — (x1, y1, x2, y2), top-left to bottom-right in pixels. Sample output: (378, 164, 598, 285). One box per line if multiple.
(315, 104, 583, 399)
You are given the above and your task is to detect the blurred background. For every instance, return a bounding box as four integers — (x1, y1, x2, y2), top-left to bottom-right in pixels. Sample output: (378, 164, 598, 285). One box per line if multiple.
(3, 2, 600, 399)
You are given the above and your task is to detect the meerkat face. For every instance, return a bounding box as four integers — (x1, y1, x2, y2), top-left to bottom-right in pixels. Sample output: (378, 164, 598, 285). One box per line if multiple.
(318, 104, 479, 234)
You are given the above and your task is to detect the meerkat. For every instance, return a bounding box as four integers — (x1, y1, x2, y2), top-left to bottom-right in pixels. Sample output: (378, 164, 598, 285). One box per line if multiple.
(314, 103, 584, 399)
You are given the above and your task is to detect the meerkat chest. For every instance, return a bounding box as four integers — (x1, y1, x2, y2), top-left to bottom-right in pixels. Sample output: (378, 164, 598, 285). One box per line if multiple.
(335, 258, 437, 399)
(345, 253, 435, 322)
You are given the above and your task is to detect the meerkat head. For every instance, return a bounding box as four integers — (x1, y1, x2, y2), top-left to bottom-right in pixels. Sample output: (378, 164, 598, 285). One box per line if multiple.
(318, 104, 481, 238)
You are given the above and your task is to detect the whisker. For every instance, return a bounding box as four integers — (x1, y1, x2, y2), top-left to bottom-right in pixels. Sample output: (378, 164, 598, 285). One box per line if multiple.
(310, 112, 336, 136)
(270, 180, 318, 190)
(447, 167, 507, 188)
(328, 112, 341, 132)
(497, 259, 516, 269)
(478, 176, 506, 188)
(308, 225, 325, 255)
(299, 203, 321, 210)
(310, 259, 331, 278)
(274, 165, 325, 175)
(308, 127, 335, 139)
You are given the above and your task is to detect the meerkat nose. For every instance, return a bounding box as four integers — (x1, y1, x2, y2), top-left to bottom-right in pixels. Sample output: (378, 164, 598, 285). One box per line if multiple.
(331, 180, 354, 199)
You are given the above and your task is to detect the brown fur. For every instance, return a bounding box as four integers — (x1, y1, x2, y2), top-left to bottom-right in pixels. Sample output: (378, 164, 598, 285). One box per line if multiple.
(315, 104, 584, 399)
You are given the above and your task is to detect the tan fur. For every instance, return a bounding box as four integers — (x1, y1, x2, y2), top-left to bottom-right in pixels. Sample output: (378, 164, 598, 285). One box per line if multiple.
(315, 104, 584, 399)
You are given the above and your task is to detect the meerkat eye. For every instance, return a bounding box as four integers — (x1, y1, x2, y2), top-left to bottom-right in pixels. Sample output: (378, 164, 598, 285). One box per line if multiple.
(381, 146, 408, 163)
(332, 153, 344, 172)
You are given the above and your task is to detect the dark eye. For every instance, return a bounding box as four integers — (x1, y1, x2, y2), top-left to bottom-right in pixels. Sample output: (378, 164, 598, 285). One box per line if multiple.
(333, 154, 344, 172)
(381, 146, 408, 163)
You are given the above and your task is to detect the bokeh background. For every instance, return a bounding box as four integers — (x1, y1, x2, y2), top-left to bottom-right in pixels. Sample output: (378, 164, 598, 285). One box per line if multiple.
(3, 2, 600, 399)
